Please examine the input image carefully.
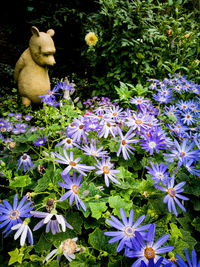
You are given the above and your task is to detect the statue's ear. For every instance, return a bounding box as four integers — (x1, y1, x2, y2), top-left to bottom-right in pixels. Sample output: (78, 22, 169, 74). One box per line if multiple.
(47, 29, 55, 37)
(31, 26, 40, 37)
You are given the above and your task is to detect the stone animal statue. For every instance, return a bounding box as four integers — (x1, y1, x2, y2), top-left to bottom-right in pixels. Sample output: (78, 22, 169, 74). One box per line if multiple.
(14, 26, 56, 106)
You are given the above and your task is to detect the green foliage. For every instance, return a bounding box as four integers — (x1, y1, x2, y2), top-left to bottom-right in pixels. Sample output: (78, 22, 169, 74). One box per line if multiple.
(81, 0, 200, 97)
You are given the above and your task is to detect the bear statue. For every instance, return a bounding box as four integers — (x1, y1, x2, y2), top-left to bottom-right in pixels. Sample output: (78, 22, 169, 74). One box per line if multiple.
(14, 26, 56, 106)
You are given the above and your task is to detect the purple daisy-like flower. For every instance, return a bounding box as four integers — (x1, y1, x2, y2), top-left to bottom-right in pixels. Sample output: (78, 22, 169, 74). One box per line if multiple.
(55, 136, 80, 150)
(185, 159, 200, 176)
(32, 136, 47, 146)
(81, 140, 109, 158)
(125, 224, 174, 266)
(140, 134, 165, 155)
(53, 150, 95, 176)
(17, 153, 34, 172)
(163, 139, 200, 167)
(154, 174, 189, 217)
(11, 221, 33, 246)
(146, 162, 170, 186)
(117, 127, 138, 160)
(31, 211, 73, 235)
(0, 194, 34, 237)
(176, 248, 200, 267)
(104, 208, 151, 252)
(94, 157, 120, 187)
(58, 171, 86, 211)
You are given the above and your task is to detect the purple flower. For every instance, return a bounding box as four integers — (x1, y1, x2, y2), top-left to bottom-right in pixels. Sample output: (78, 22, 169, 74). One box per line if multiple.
(176, 248, 200, 267)
(55, 137, 80, 149)
(24, 115, 32, 121)
(17, 153, 34, 172)
(185, 159, 200, 176)
(94, 157, 120, 187)
(58, 171, 86, 211)
(140, 134, 166, 155)
(146, 162, 170, 186)
(117, 127, 138, 160)
(81, 140, 109, 158)
(67, 118, 88, 143)
(154, 174, 189, 217)
(31, 211, 73, 235)
(141, 257, 172, 267)
(163, 139, 200, 167)
(32, 136, 47, 146)
(0, 194, 34, 237)
(53, 150, 95, 176)
(104, 208, 151, 252)
(125, 224, 174, 266)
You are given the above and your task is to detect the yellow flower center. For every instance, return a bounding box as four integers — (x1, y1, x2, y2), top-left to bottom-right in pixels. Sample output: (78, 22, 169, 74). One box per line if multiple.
(144, 247, 156, 260)
(72, 184, 79, 194)
(103, 166, 110, 174)
(123, 226, 135, 237)
(69, 161, 76, 167)
(168, 188, 176, 197)
(122, 140, 126, 146)
(9, 210, 20, 220)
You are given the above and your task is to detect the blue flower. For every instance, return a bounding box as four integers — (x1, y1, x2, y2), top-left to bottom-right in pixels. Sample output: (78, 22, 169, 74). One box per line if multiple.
(17, 153, 34, 172)
(154, 174, 189, 217)
(140, 133, 166, 155)
(0, 194, 33, 237)
(58, 171, 86, 211)
(104, 208, 151, 252)
(125, 224, 174, 266)
(141, 257, 172, 267)
(163, 139, 200, 167)
(176, 248, 200, 267)
(32, 136, 47, 146)
(146, 162, 170, 186)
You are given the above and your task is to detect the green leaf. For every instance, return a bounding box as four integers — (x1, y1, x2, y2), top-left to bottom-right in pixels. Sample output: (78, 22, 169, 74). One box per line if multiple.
(108, 196, 132, 216)
(88, 228, 117, 254)
(89, 202, 108, 220)
(34, 167, 62, 192)
(9, 175, 31, 188)
(34, 234, 52, 254)
(170, 223, 182, 241)
(8, 248, 24, 266)
(192, 218, 200, 232)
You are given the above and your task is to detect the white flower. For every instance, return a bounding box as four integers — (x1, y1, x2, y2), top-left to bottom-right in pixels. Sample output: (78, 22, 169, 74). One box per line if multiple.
(43, 238, 80, 264)
(11, 222, 33, 246)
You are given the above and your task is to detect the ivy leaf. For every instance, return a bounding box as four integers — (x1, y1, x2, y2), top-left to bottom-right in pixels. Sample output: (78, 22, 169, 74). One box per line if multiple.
(34, 234, 52, 254)
(89, 202, 108, 220)
(88, 228, 117, 254)
(108, 195, 132, 216)
(8, 248, 24, 266)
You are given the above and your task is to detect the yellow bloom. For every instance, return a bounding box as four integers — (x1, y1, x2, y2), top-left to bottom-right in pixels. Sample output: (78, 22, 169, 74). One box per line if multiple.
(85, 32, 98, 47)
(184, 33, 191, 38)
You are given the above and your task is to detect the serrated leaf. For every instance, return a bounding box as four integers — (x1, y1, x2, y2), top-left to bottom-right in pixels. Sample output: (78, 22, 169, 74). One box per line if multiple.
(89, 202, 108, 220)
(10, 175, 31, 188)
(108, 196, 133, 216)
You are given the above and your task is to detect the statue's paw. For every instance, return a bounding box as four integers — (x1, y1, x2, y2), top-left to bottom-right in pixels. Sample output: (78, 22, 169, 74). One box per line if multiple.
(22, 97, 31, 107)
